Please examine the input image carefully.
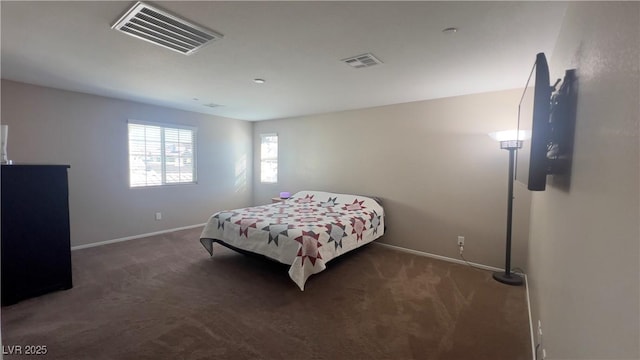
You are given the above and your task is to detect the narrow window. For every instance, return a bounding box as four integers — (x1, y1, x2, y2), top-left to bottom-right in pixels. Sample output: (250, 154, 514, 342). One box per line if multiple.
(128, 121, 197, 187)
(260, 133, 278, 183)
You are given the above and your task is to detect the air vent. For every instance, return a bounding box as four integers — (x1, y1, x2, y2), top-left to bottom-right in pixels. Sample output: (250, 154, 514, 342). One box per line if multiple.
(341, 53, 383, 68)
(112, 1, 223, 55)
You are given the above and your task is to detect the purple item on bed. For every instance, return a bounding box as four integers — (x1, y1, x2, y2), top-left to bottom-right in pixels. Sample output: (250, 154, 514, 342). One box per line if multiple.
(279, 192, 291, 199)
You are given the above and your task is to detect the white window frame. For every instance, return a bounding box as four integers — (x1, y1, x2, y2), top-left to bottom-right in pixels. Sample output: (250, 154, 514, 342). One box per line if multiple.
(260, 133, 278, 184)
(128, 120, 197, 188)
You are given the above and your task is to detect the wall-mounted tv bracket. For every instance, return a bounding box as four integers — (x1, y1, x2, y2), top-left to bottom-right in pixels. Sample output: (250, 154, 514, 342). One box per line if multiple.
(547, 69, 577, 176)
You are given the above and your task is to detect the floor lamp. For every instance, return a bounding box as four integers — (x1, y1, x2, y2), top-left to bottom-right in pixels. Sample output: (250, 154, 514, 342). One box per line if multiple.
(489, 130, 525, 286)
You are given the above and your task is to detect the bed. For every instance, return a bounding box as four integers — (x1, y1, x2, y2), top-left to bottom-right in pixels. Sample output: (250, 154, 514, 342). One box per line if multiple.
(200, 190, 385, 290)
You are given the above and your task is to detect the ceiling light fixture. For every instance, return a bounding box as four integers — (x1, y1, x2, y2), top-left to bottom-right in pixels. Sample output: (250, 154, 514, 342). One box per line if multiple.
(442, 27, 458, 34)
(253, 78, 266, 84)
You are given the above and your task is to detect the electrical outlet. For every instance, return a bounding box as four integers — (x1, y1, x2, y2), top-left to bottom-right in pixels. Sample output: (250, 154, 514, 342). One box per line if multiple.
(537, 320, 543, 344)
(155, 212, 162, 221)
(457, 236, 464, 255)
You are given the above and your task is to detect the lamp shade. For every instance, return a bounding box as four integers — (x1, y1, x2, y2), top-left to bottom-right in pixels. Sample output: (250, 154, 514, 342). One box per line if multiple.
(488, 129, 530, 142)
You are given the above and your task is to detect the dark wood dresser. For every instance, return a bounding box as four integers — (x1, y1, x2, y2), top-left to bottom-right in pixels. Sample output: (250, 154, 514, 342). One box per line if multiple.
(1, 164, 73, 305)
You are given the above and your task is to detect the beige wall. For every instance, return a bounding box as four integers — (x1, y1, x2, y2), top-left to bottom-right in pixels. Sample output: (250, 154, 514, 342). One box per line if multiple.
(253, 89, 532, 269)
(528, 2, 639, 359)
(1, 80, 253, 247)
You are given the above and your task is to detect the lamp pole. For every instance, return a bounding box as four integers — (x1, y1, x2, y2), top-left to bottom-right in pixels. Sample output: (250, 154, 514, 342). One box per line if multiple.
(493, 140, 524, 286)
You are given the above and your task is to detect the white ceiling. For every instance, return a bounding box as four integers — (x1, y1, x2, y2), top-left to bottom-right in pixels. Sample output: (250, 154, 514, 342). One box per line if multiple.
(1, 1, 568, 121)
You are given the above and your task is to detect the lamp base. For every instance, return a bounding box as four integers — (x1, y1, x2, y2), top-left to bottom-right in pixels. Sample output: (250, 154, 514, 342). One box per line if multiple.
(492, 271, 523, 286)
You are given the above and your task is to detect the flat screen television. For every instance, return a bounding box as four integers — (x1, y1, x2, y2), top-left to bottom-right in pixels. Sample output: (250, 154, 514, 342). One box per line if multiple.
(516, 53, 551, 191)
(516, 53, 577, 191)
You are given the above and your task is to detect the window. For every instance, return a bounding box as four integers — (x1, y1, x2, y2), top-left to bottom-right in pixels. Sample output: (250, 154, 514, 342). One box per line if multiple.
(260, 133, 278, 183)
(128, 121, 196, 187)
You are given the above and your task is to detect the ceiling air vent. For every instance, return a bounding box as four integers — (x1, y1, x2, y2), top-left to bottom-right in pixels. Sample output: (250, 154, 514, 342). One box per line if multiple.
(111, 1, 223, 55)
(341, 53, 383, 69)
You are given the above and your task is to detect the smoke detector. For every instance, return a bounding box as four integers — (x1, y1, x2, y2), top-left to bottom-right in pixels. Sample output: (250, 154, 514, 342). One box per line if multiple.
(112, 1, 223, 55)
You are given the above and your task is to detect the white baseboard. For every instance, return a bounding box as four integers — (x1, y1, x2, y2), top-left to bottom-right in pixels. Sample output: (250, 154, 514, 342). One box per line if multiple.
(525, 274, 535, 360)
(373, 241, 535, 360)
(373, 242, 503, 272)
(70, 223, 206, 251)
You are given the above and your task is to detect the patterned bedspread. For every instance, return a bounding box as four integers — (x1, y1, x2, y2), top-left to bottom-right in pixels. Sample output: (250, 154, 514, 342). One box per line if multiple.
(200, 191, 385, 290)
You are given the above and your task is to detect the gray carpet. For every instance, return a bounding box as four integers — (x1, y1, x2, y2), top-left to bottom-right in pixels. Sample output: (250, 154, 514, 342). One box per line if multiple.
(1, 227, 531, 359)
